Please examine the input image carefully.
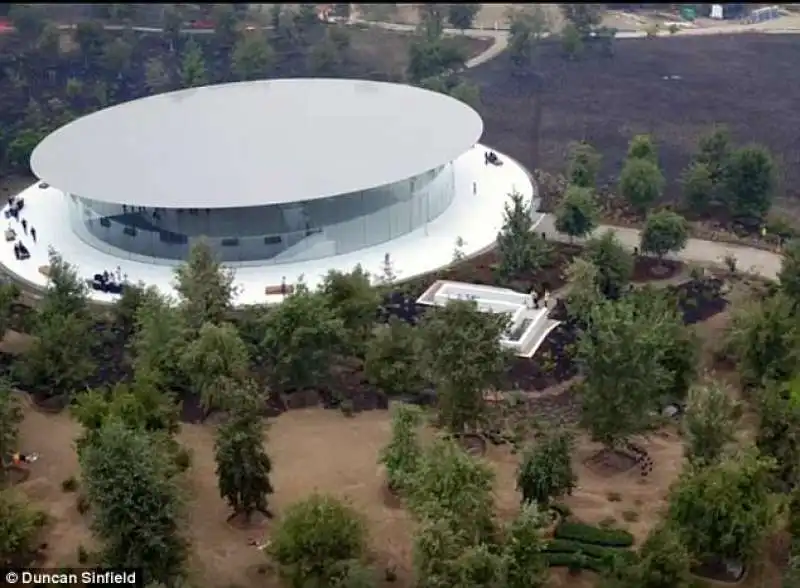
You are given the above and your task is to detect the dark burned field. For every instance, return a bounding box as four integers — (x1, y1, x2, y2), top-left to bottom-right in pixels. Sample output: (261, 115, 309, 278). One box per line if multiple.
(468, 33, 800, 203)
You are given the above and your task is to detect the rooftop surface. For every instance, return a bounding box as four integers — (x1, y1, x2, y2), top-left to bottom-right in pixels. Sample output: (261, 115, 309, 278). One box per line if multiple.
(30, 78, 483, 209)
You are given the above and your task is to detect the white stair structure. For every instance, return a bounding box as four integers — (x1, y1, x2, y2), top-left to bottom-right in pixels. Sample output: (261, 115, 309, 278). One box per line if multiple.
(416, 280, 560, 358)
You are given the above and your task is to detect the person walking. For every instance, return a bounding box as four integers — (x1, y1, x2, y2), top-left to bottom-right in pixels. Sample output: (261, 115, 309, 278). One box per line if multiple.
(30, 227, 36, 243)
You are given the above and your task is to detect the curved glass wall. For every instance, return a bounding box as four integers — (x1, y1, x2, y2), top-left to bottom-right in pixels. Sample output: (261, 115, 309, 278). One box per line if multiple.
(67, 163, 456, 265)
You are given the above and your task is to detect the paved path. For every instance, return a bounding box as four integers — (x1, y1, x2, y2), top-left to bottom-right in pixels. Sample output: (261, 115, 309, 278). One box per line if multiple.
(537, 214, 782, 279)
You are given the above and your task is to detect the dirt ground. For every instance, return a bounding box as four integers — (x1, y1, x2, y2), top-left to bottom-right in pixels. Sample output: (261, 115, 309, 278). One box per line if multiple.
(468, 34, 800, 211)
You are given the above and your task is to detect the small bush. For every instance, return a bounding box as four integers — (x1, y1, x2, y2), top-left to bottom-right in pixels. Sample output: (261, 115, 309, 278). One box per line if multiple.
(340, 399, 355, 417)
(598, 516, 617, 528)
(550, 502, 572, 518)
(543, 552, 606, 573)
(61, 476, 78, 493)
(174, 447, 192, 471)
(384, 566, 397, 582)
(76, 545, 89, 564)
(554, 521, 635, 547)
(606, 491, 622, 502)
(621, 509, 639, 522)
(76, 494, 90, 514)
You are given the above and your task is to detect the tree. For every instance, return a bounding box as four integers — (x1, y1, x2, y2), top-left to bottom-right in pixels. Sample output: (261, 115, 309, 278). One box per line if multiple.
(308, 35, 342, 75)
(419, 4, 447, 40)
(756, 378, 800, 490)
(364, 317, 426, 397)
(174, 240, 236, 332)
(563, 258, 603, 321)
(179, 38, 208, 88)
(17, 251, 94, 400)
(680, 161, 714, 214)
(320, 266, 381, 357)
(101, 37, 134, 77)
(447, 4, 480, 31)
(9, 3, 47, 42)
(779, 239, 800, 304)
(0, 489, 46, 567)
(0, 379, 23, 481)
(578, 295, 682, 447)
(407, 438, 495, 542)
(131, 288, 187, 392)
(560, 4, 603, 36)
(379, 403, 423, 493)
(420, 300, 510, 434)
(639, 210, 689, 261)
(503, 502, 549, 588)
(214, 382, 273, 521)
(74, 21, 107, 70)
(0, 283, 19, 338)
(267, 493, 367, 587)
(554, 185, 598, 241)
(668, 450, 778, 564)
(683, 382, 739, 466)
(496, 191, 551, 282)
(722, 144, 775, 222)
(566, 141, 601, 188)
(144, 57, 171, 94)
(694, 125, 732, 188)
(259, 285, 345, 391)
(180, 322, 250, 414)
(507, 7, 548, 67)
(619, 157, 665, 213)
(627, 134, 659, 164)
(407, 37, 467, 83)
(603, 525, 692, 588)
(448, 80, 481, 109)
(517, 430, 576, 506)
(231, 33, 273, 81)
(560, 22, 583, 59)
(581, 230, 634, 299)
(80, 420, 187, 585)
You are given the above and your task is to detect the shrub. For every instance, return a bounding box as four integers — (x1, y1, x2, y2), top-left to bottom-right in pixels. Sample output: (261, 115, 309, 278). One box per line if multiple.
(543, 552, 606, 573)
(76, 545, 89, 564)
(76, 494, 90, 515)
(550, 503, 572, 519)
(61, 476, 78, 493)
(174, 447, 192, 472)
(554, 521, 635, 547)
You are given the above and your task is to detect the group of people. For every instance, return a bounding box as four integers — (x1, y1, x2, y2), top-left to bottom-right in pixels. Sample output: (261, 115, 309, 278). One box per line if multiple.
(526, 288, 551, 310)
(484, 150, 502, 166)
(91, 267, 127, 295)
(5, 195, 36, 262)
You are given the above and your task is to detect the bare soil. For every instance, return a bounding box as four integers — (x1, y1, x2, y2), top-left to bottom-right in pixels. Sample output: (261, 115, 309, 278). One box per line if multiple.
(467, 34, 800, 210)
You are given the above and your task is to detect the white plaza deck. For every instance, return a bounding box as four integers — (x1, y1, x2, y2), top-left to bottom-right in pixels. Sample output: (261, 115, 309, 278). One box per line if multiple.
(417, 280, 560, 358)
(0, 145, 538, 306)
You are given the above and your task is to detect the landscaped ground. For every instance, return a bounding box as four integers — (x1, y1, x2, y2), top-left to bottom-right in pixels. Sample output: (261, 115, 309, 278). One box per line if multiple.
(468, 34, 800, 208)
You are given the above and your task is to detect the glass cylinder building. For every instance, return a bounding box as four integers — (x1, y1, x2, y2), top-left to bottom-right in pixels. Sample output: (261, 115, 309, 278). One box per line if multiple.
(66, 164, 456, 265)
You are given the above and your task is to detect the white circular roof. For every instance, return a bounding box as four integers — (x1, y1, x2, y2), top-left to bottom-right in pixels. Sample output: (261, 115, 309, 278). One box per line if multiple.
(30, 79, 483, 209)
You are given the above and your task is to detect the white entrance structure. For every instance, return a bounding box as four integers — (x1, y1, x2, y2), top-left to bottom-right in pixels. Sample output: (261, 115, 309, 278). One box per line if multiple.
(417, 280, 560, 358)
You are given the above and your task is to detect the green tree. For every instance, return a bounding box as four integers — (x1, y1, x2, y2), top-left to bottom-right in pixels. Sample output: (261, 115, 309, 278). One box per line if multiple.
(80, 420, 187, 585)
(448, 80, 481, 109)
(447, 4, 480, 30)
(668, 450, 778, 564)
(563, 258, 603, 321)
(364, 317, 425, 398)
(144, 57, 171, 94)
(259, 285, 345, 392)
(627, 134, 659, 164)
(0, 379, 23, 481)
(619, 157, 665, 213)
(517, 430, 576, 506)
(320, 266, 381, 357)
(578, 295, 683, 447)
(231, 33, 273, 81)
(74, 21, 107, 70)
(179, 38, 208, 88)
(581, 230, 634, 299)
(180, 322, 250, 414)
(379, 403, 423, 493)
(131, 288, 187, 392)
(0, 489, 46, 567)
(560, 4, 603, 36)
(174, 240, 237, 332)
(756, 378, 800, 490)
(694, 125, 732, 187)
(560, 22, 584, 59)
(407, 37, 467, 83)
(0, 283, 19, 338)
(683, 382, 739, 466)
(101, 37, 134, 77)
(602, 524, 692, 588)
(506, 7, 548, 67)
(214, 383, 273, 521)
(420, 300, 510, 434)
(680, 161, 714, 214)
(268, 493, 367, 587)
(639, 210, 689, 261)
(419, 4, 447, 40)
(554, 185, 598, 241)
(566, 141, 601, 188)
(407, 438, 495, 542)
(17, 251, 94, 400)
(496, 191, 551, 282)
(722, 144, 775, 222)
(503, 502, 549, 588)
(779, 239, 800, 305)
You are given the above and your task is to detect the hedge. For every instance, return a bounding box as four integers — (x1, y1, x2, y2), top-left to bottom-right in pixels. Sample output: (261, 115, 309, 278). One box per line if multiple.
(542, 552, 607, 573)
(544, 538, 623, 560)
(554, 521, 635, 547)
